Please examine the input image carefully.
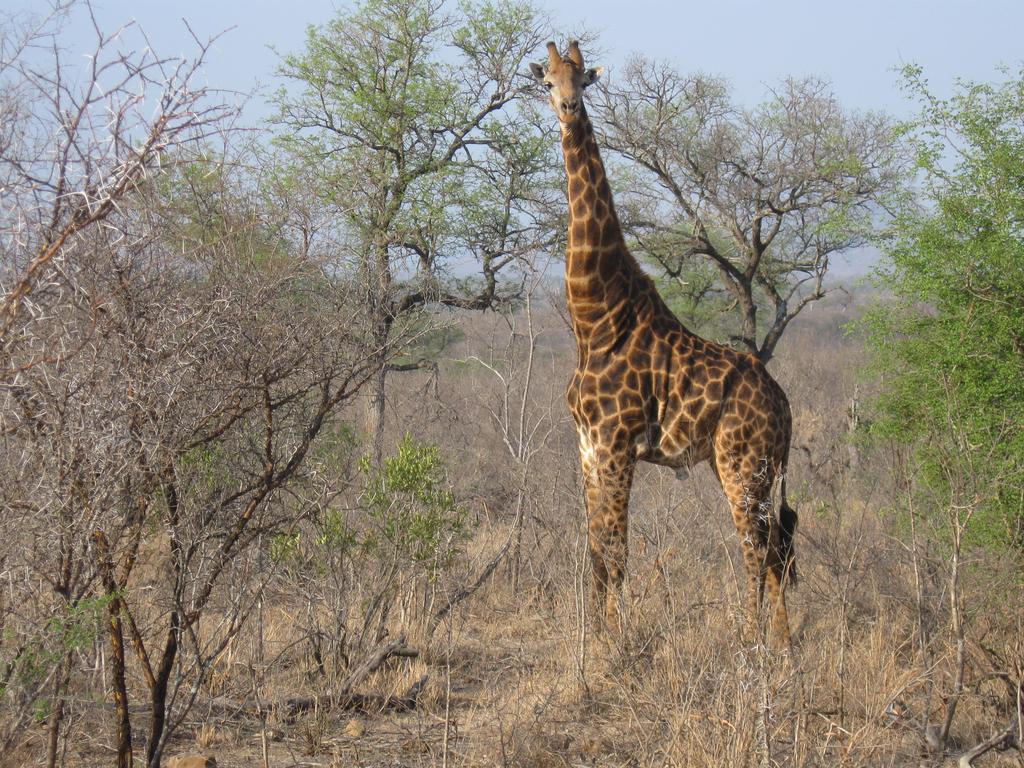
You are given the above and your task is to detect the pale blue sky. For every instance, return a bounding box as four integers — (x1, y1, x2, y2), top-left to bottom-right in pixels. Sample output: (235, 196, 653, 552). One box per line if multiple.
(25, 0, 1024, 119)
(9, 0, 1023, 278)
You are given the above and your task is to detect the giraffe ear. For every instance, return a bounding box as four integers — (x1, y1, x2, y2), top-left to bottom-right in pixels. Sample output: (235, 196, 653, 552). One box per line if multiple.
(529, 62, 546, 83)
(582, 66, 604, 88)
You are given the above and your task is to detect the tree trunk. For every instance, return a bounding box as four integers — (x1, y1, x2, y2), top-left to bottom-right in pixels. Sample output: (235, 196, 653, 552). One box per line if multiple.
(144, 614, 180, 768)
(45, 652, 72, 768)
(939, 511, 968, 750)
(93, 531, 133, 768)
(368, 361, 388, 465)
(147, 483, 184, 768)
(733, 277, 760, 358)
(367, 237, 394, 465)
(846, 387, 861, 470)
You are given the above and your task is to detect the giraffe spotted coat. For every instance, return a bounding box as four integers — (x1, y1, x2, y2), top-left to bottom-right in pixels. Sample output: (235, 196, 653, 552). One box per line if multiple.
(532, 41, 798, 646)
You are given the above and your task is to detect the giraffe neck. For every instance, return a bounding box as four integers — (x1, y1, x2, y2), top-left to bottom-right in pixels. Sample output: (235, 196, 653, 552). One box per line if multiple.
(560, 107, 641, 337)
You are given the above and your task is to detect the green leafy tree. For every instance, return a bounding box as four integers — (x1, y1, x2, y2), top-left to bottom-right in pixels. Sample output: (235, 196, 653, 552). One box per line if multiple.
(272, 0, 556, 459)
(269, 434, 469, 669)
(864, 65, 1024, 552)
(359, 434, 469, 574)
(273, 434, 468, 577)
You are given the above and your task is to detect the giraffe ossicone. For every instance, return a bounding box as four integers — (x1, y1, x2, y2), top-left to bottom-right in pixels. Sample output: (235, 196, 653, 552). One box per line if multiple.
(532, 40, 799, 647)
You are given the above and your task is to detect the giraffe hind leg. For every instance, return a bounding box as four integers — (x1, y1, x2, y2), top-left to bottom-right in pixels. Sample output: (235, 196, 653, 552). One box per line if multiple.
(718, 467, 792, 648)
(753, 494, 791, 648)
(778, 500, 798, 586)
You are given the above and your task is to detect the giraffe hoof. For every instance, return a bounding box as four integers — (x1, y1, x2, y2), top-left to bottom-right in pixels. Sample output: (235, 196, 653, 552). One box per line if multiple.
(769, 631, 793, 653)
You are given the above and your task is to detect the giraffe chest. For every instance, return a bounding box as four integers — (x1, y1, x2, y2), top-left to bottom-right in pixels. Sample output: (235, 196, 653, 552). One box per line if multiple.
(567, 358, 715, 470)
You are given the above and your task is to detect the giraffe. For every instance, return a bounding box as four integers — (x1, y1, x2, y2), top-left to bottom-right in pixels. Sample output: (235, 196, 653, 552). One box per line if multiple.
(530, 41, 798, 646)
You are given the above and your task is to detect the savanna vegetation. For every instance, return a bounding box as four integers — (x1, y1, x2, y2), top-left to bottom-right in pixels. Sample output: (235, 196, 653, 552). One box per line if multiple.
(0, 1, 1021, 767)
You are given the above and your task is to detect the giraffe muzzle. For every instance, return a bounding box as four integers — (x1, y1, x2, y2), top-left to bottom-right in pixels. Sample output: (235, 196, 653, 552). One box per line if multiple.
(560, 98, 581, 117)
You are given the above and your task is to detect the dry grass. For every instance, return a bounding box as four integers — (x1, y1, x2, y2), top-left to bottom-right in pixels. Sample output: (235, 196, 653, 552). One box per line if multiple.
(8, 290, 1022, 767)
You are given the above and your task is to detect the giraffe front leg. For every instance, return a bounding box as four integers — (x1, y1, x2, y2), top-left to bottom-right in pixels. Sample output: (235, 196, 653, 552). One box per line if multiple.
(582, 449, 635, 633)
(587, 508, 629, 632)
(586, 519, 610, 629)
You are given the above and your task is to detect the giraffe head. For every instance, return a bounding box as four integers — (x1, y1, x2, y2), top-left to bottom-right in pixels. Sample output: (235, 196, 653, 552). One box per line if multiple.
(529, 41, 603, 125)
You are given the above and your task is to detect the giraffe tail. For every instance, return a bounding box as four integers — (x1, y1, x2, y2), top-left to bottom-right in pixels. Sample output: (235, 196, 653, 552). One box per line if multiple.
(779, 474, 798, 587)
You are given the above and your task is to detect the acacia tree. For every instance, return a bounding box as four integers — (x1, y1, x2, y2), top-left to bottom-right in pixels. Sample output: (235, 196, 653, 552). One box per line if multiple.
(2, 145, 383, 768)
(0, 3, 231, 374)
(273, 0, 557, 458)
(592, 58, 905, 360)
(0, 6, 385, 766)
(0, 5, 233, 764)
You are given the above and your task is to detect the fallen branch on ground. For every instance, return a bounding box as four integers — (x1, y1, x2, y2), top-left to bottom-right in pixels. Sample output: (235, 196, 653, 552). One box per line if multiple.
(957, 716, 1019, 767)
(429, 501, 519, 635)
(206, 638, 422, 722)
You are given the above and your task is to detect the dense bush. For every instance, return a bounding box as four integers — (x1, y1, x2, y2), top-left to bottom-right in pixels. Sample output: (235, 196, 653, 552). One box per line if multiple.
(864, 66, 1024, 552)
